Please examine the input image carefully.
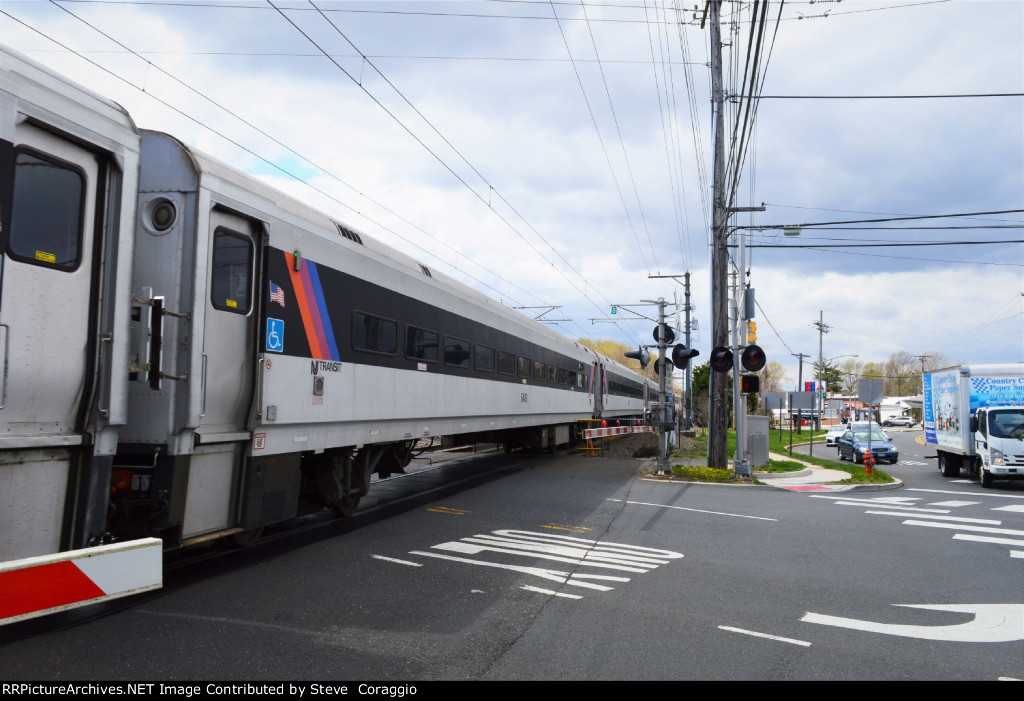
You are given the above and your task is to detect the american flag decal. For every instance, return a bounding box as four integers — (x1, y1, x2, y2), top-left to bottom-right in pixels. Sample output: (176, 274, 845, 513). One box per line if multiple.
(269, 282, 285, 307)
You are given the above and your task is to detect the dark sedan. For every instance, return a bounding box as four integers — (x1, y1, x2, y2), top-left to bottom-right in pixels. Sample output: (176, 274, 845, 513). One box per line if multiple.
(837, 426, 899, 464)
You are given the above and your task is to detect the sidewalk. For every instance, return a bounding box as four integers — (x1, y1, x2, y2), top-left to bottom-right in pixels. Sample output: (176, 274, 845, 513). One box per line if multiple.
(752, 451, 903, 492)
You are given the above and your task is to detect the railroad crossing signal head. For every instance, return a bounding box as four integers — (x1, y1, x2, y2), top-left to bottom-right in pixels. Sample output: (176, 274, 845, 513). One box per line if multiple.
(710, 346, 733, 373)
(653, 323, 675, 344)
(671, 344, 700, 369)
(739, 374, 760, 394)
(624, 346, 651, 369)
(741, 344, 766, 372)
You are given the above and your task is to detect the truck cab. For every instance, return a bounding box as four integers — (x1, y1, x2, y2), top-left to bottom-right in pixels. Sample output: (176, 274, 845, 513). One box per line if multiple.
(971, 406, 1024, 487)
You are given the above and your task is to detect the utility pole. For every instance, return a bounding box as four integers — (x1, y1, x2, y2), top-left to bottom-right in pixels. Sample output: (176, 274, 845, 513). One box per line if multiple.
(793, 352, 811, 431)
(708, 0, 729, 469)
(813, 311, 830, 428)
(684, 272, 693, 431)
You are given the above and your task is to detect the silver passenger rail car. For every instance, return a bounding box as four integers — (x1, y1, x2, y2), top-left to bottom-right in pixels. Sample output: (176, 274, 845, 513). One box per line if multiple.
(114, 130, 653, 548)
(0, 45, 142, 563)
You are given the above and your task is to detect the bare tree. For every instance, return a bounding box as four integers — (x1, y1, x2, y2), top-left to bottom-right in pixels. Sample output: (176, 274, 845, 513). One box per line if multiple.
(884, 350, 918, 396)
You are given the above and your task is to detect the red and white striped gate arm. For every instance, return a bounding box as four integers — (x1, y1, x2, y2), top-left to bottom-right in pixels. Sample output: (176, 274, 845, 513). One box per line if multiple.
(0, 537, 162, 625)
(582, 425, 656, 440)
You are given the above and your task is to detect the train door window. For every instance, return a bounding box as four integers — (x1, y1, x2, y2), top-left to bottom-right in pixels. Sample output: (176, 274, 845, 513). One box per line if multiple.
(8, 149, 84, 271)
(568, 370, 577, 387)
(406, 326, 438, 362)
(517, 356, 531, 379)
(211, 228, 253, 313)
(353, 312, 397, 354)
(533, 361, 545, 381)
(498, 351, 516, 375)
(474, 344, 495, 372)
(444, 336, 470, 367)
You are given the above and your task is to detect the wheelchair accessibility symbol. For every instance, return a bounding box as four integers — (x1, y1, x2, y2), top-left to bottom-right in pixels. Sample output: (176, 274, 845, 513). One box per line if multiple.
(266, 318, 284, 353)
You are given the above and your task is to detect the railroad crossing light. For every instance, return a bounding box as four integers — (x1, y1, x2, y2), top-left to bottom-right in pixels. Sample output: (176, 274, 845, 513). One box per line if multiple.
(624, 346, 651, 369)
(671, 343, 700, 370)
(710, 346, 733, 373)
(746, 320, 757, 344)
(653, 323, 675, 344)
(741, 344, 766, 372)
(740, 374, 760, 394)
(653, 357, 673, 378)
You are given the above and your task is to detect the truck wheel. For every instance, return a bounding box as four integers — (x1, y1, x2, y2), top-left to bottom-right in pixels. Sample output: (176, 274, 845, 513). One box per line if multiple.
(939, 453, 959, 478)
(980, 467, 993, 488)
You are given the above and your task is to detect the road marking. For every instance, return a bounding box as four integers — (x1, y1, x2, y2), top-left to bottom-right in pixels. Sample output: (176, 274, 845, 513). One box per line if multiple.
(405, 529, 683, 598)
(610, 498, 778, 521)
(410, 550, 617, 591)
(428, 506, 471, 515)
(810, 495, 919, 504)
(953, 534, 1024, 547)
(541, 524, 591, 533)
(718, 626, 812, 647)
(994, 505, 1024, 513)
(900, 460, 927, 466)
(928, 501, 979, 507)
(521, 585, 582, 600)
(833, 501, 950, 513)
(864, 511, 1001, 525)
(908, 488, 1024, 500)
(372, 555, 423, 567)
(1011, 551, 1024, 559)
(902, 520, 1024, 537)
(802, 604, 1024, 642)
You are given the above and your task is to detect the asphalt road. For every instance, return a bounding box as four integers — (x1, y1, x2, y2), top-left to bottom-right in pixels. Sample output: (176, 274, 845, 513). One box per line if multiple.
(1, 446, 1021, 681)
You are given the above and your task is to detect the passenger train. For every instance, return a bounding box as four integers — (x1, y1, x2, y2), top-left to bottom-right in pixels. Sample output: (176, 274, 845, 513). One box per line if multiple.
(0, 45, 655, 623)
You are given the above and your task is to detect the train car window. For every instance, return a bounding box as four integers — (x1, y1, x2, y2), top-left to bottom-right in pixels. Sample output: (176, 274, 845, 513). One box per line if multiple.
(406, 326, 438, 362)
(557, 367, 568, 385)
(353, 311, 397, 354)
(517, 356, 531, 379)
(498, 351, 516, 375)
(547, 365, 556, 383)
(9, 149, 84, 271)
(568, 370, 577, 387)
(474, 344, 495, 372)
(533, 361, 545, 381)
(444, 336, 470, 367)
(577, 372, 585, 388)
(211, 229, 253, 314)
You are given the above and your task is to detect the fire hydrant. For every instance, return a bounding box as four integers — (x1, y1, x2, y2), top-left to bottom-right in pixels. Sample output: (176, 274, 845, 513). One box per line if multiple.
(863, 448, 875, 476)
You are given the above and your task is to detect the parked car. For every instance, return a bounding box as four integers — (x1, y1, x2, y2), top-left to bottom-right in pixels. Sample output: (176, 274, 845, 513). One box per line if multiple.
(837, 425, 899, 464)
(825, 425, 847, 447)
(883, 415, 917, 428)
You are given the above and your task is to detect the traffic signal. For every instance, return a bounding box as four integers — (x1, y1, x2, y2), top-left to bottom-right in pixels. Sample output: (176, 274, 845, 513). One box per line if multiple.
(710, 346, 733, 373)
(624, 346, 651, 369)
(671, 343, 700, 369)
(741, 344, 766, 372)
(653, 324, 675, 344)
(739, 374, 760, 393)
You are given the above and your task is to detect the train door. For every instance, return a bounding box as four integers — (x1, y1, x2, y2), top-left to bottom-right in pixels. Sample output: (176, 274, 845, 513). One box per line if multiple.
(181, 208, 259, 540)
(0, 122, 102, 560)
(591, 361, 604, 417)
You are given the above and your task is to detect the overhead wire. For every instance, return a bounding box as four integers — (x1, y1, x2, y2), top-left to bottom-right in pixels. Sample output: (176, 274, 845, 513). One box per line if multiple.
(288, 0, 641, 344)
(577, 0, 661, 277)
(35, 0, 548, 310)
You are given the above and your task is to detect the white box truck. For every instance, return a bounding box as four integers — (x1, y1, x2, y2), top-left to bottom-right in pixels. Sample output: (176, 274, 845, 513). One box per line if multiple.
(923, 364, 1024, 487)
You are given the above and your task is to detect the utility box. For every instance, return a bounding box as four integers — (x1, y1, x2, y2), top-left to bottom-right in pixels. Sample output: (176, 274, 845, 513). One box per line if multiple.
(747, 415, 770, 467)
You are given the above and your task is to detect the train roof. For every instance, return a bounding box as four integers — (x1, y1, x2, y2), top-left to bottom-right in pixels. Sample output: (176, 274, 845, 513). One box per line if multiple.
(1, 44, 138, 152)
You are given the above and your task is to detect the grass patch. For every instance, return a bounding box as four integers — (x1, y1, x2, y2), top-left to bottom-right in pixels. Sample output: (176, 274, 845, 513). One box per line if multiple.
(669, 465, 736, 482)
(673, 427, 895, 484)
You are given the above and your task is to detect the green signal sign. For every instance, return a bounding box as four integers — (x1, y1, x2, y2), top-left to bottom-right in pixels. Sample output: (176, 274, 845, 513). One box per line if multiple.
(611, 306, 617, 315)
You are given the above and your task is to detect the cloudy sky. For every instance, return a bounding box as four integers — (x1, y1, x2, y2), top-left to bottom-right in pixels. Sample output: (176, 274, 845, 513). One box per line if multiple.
(3, 0, 1021, 390)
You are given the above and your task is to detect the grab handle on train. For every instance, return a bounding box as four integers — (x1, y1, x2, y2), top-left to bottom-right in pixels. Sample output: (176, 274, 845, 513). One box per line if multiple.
(0, 323, 7, 409)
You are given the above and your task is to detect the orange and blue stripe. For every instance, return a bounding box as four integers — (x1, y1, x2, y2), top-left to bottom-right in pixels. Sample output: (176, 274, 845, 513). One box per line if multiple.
(285, 251, 340, 361)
